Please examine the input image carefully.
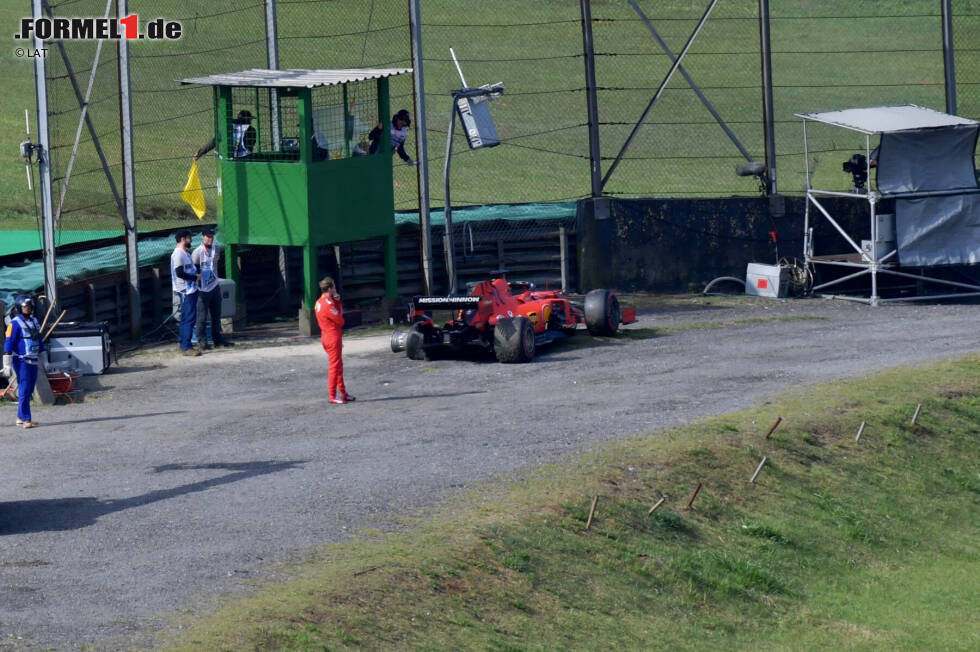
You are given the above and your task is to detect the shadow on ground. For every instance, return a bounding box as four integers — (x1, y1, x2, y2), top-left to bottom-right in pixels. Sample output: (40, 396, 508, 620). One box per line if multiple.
(0, 460, 305, 535)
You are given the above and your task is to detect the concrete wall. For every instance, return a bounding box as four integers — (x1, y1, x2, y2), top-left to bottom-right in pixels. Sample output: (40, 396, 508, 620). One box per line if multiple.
(578, 196, 870, 293)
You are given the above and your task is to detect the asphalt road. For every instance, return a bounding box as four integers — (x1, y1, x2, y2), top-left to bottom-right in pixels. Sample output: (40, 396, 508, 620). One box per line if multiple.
(1, 296, 978, 650)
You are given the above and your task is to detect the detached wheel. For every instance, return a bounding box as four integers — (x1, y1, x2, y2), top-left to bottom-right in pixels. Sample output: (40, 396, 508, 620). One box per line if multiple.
(390, 328, 409, 353)
(493, 316, 535, 363)
(405, 329, 426, 360)
(584, 289, 621, 337)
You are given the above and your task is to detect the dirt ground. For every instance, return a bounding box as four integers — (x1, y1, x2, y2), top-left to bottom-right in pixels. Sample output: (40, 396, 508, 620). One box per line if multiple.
(1, 295, 978, 650)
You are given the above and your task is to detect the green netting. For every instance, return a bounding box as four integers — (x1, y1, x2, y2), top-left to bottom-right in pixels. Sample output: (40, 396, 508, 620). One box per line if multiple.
(0, 230, 122, 258)
(0, 237, 174, 308)
(395, 201, 576, 226)
(0, 202, 577, 307)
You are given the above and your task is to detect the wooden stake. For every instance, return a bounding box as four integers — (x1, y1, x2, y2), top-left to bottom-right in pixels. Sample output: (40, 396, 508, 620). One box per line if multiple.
(855, 421, 865, 442)
(38, 299, 56, 335)
(647, 497, 666, 515)
(585, 495, 599, 530)
(42, 310, 67, 342)
(685, 482, 703, 510)
(1, 374, 18, 401)
(764, 416, 783, 439)
(749, 456, 768, 483)
(911, 403, 922, 425)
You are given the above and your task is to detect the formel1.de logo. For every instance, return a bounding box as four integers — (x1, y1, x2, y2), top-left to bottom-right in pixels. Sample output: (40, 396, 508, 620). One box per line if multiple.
(15, 15, 182, 41)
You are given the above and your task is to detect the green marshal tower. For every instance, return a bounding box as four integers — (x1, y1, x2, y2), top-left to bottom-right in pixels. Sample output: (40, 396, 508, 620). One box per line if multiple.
(180, 68, 411, 333)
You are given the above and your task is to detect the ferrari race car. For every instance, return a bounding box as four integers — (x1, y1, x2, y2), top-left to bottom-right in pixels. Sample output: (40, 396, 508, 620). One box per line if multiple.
(390, 278, 635, 363)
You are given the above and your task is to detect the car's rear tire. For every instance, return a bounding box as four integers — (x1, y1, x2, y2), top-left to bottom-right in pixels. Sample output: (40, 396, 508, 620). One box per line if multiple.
(584, 289, 621, 337)
(405, 330, 426, 360)
(494, 316, 535, 363)
(390, 328, 409, 352)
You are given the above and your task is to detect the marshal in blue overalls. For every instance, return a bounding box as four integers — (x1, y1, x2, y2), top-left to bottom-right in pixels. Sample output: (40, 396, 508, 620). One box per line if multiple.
(3, 296, 45, 427)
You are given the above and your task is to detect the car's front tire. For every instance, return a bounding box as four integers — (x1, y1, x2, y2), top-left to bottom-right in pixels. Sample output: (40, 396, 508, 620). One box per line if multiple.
(390, 328, 409, 352)
(584, 289, 621, 337)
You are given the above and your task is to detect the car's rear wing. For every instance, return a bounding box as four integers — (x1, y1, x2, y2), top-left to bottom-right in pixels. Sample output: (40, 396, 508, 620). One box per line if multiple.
(412, 296, 481, 310)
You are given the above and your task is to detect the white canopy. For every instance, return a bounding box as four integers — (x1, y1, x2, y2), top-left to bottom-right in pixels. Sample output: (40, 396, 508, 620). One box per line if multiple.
(180, 67, 412, 88)
(795, 104, 977, 134)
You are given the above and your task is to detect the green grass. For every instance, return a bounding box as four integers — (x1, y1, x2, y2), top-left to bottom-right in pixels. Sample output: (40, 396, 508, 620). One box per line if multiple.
(2, 1, 975, 231)
(164, 355, 980, 651)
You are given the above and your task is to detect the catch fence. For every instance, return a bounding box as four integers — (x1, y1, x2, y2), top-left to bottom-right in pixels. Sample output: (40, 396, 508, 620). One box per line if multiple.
(13, 1, 980, 307)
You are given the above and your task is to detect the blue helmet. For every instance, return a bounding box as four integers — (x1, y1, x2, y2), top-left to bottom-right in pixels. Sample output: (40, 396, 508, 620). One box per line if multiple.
(15, 295, 35, 312)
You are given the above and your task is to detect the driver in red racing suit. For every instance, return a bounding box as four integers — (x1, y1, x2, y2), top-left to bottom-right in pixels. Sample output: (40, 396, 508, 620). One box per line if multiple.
(315, 277, 354, 404)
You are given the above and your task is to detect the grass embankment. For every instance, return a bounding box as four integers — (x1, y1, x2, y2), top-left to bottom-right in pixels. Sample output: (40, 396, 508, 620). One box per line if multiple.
(169, 355, 980, 650)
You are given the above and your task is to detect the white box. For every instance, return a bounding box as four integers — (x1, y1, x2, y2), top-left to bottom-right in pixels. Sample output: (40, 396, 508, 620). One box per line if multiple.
(47, 323, 111, 375)
(746, 263, 788, 298)
(218, 278, 237, 318)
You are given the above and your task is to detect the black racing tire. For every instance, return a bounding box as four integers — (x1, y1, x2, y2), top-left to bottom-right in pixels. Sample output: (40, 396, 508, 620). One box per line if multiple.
(405, 330, 426, 360)
(390, 328, 409, 353)
(584, 289, 621, 337)
(494, 316, 535, 363)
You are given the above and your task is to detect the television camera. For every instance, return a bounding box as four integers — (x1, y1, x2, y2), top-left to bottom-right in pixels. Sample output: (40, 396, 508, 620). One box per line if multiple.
(842, 153, 869, 190)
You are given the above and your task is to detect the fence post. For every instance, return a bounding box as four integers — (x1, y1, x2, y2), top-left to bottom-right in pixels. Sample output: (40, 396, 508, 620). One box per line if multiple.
(265, 0, 291, 310)
(758, 0, 777, 195)
(264, 0, 281, 146)
(560, 225, 568, 292)
(117, 0, 141, 339)
(580, 0, 602, 197)
(941, 0, 957, 114)
(442, 104, 458, 294)
(409, 0, 434, 294)
(31, 0, 57, 306)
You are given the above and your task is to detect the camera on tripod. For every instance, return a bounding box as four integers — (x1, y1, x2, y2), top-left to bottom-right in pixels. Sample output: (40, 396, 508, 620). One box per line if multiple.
(842, 153, 868, 189)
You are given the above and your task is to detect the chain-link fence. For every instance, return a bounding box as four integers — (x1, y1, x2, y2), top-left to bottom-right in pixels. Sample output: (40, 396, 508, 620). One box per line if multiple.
(22, 1, 980, 278)
(589, 1, 977, 198)
(767, 1, 966, 196)
(40, 0, 269, 274)
(43, 0, 123, 239)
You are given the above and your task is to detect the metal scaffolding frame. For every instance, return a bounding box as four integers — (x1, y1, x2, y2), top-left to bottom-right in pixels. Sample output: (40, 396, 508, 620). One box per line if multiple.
(798, 106, 980, 306)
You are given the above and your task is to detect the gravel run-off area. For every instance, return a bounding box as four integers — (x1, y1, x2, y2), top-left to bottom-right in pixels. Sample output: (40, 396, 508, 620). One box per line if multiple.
(1, 295, 978, 650)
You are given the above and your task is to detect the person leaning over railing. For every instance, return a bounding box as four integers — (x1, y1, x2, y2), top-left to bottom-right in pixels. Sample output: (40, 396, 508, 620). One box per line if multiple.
(193, 110, 257, 161)
(368, 109, 418, 166)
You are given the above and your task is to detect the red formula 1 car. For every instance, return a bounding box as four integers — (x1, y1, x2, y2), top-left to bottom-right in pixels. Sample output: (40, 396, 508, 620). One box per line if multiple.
(390, 278, 635, 363)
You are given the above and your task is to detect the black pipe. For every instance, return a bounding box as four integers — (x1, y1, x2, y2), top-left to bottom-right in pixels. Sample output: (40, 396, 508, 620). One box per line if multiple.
(580, 0, 602, 197)
(941, 0, 957, 114)
(758, 0, 777, 195)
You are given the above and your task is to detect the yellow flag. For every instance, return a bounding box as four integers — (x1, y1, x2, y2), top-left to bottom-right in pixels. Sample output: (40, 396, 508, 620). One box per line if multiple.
(180, 160, 206, 219)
